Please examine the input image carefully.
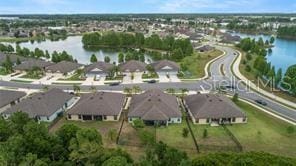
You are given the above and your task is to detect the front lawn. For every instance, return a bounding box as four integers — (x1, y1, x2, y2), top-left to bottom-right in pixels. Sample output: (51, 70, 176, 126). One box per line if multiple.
(228, 101, 296, 157)
(0, 68, 11, 75)
(142, 72, 159, 79)
(179, 49, 223, 79)
(59, 73, 86, 81)
(105, 75, 124, 81)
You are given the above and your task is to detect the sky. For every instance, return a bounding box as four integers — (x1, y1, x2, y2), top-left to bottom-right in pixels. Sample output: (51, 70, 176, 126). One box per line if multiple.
(0, 0, 295, 14)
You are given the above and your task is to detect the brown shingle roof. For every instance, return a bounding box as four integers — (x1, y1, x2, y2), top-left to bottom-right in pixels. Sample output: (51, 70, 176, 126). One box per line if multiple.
(151, 60, 180, 71)
(3, 88, 73, 117)
(14, 59, 53, 71)
(46, 61, 82, 74)
(128, 89, 181, 121)
(85, 61, 114, 74)
(184, 94, 246, 119)
(119, 60, 147, 72)
(68, 92, 125, 116)
(0, 90, 26, 108)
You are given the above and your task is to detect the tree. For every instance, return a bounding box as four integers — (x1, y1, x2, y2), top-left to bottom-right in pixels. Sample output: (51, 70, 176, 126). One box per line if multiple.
(123, 87, 132, 96)
(275, 68, 282, 86)
(182, 128, 189, 138)
(90, 54, 97, 63)
(166, 88, 175, 95)
(180, 88, 188, 98)
(270, 36, 275, 44)
(282, 64, 296, 96)
(16, 57, 21, 65)
(132, 119, 145, 128)
(2, 55, 13, 73)
(232, 93, 239, 102)
(139, 54, 145, 62)
(102, 156, 128, 166)
(118, 52, 124, 63)
(73, 84, 80, 95)
(132, 86, 142, 94)
(104, 56, 110, 63)
(56, 124, 80, 148)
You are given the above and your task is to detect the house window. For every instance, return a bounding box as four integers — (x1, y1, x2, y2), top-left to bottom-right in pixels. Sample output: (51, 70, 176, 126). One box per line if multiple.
(68, 114, 72, 119)
(177, 118, 180, 122)
(47, 117, 49, 121)
(104, 116, 107, 120)
(196, 119, 199, 123)
(114, 115, 117, 120)
(243, 117, 246, 122)
(206, 118, 210, 123)
(78, 115, 81, 119)
(232, 117, 236, 122)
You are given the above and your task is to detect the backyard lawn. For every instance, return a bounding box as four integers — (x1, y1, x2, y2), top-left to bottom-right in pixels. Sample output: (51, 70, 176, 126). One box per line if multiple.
(50, 117, 122, 148)
(228, 101, 296, 157)
(179, 49, 223, 79)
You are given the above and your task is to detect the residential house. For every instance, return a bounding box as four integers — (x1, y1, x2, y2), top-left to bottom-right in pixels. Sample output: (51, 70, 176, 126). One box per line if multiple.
(14, 59, 53, 72)
(0, 90, 26, 113)
(2, 88, 77, 122)
(183, 94, 247, 125)
(67, 92, 125, 121)
(196, 45, 215, 52)
(45, 61, 83, 76)
(128, 89, 182, 126)
(84, 61, 114, 77)
(119, 60, 147, 73)
(0, 52, 27, 66)
(151, 60, 180, 75)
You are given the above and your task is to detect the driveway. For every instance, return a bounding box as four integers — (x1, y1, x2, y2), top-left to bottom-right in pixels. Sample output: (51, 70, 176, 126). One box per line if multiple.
(132, 72, 143, 83)
(122, 73, 132, 84)
(157, 72, 170, 82)
(82, 75, 105, 86)
(169, 73, 180, 82)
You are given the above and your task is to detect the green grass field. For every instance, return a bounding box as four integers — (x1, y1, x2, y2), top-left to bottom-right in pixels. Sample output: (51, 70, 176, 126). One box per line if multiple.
(179, 49, 223, 79)
(228, 101, 296, 157)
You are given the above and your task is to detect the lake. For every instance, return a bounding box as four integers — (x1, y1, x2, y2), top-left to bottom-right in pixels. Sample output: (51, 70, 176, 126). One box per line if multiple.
(231, 32, 296, 73)
(1, 36, 152, 65)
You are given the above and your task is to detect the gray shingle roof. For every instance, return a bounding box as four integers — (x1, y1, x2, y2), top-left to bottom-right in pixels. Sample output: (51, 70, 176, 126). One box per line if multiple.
(119, 60, 147, 72)
(3, 88, 73, 117)
(46, 61, 82, 74)
(85, 61, 114, 74)
(184, 94, 246, 119)
(68, 92, 125, 116)
(14, 59, 53, 71)
(151, 60, 180, 71)
(0, 90, 26, 108)
(128, 89, 181, 121)
(0, 52, 27, 64)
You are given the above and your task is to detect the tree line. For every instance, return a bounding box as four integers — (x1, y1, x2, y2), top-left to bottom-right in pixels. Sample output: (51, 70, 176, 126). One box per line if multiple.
(82, 32, 193, 62)
(277, 26, 296, 39)
(1, 112, 296, 165)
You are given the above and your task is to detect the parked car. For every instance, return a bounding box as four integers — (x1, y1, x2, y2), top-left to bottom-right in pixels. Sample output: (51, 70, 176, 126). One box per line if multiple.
(109, 82, 120, 86)
(255, 99, 267, 106)
(147, 79, 156, 84)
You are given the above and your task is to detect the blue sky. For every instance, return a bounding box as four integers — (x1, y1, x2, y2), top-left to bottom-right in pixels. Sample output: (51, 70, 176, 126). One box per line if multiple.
(0, 0, 295, 14)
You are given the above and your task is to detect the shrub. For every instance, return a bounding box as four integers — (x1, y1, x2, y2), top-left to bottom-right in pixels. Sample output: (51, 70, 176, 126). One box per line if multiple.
(203, 129, 208, 138)
(132, 119, 145, 128)
(245, 65, 252, 72)
(182, 128, 189, 138)
(287, 126, 295, 134)
(108, 129, 117, 141)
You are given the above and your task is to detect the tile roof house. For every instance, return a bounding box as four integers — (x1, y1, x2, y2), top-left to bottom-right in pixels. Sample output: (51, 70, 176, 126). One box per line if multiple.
(84, 61, 114, 77)
(45, 61, 83, 75)
(151, 60, 180, 74)
(0, 90, 26, 113)
(119, 60, 147, 73)
(2, 88, 77, 122)
(183, 94, 247, 125)
(128, 89, 182, 126)
(67, 92, 125, 121)
(14, 59, 53, 71)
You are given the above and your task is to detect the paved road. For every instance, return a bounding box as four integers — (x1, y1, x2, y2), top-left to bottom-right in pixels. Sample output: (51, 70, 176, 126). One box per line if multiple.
(1, 46, 296, 122)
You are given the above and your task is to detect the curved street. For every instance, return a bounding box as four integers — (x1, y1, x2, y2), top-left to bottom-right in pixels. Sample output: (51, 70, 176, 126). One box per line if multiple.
(1, 46, 296, 123)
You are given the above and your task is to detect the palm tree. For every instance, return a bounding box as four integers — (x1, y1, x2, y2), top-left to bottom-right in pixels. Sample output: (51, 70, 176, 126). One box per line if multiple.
(89, 86, 96, 93)
(166, 88, 175, 95)
(180, 88, 188, 98)
(73, 84, 80, 95)
(132, 86, 142, 94)
(123, 87, 132, 96)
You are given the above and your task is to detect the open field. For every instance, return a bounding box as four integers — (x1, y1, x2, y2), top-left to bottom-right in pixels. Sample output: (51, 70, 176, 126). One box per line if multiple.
(228, 101, 296, 157)
(179, 49, 223, 79)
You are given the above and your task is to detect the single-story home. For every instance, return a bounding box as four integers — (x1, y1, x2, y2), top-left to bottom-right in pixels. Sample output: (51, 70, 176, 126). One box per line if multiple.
(2, 88, 77, 122)
(183, 94, 247, 125)
(151, 60, 180, 75)
(84, 61, 114, 77)
(221, 34, 241, 44)
(14, 59, 53, 71)
(45, 61, 83, 76)
(0, 90, 26, 113)
(196, 45, 215, 52)
(0, 52, 27, 66)
(128, 89, 182, 126)
(67, 92, 125, 121)
(119, 60, 147, 73)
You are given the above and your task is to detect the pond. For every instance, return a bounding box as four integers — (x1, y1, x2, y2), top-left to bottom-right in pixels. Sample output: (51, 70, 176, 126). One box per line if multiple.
(1, 36, 152, 65)
(231, 32, 296, 73)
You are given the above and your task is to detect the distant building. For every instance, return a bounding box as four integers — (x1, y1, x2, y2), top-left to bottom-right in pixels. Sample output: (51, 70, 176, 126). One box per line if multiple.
(67, 92, 125, 121)
(0, 90, 26, 113)
(184, 94, 247, 125)
(196, 45, 215, 52)
(128, 89, 182, 126)
(0, 53, 27, 66)
(14, 59, 53, 71)
(84, 61, 114, 77)
(119, 60, 147, 73)
(2, 88, 77, 122)
(151, 60, 180, 75)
